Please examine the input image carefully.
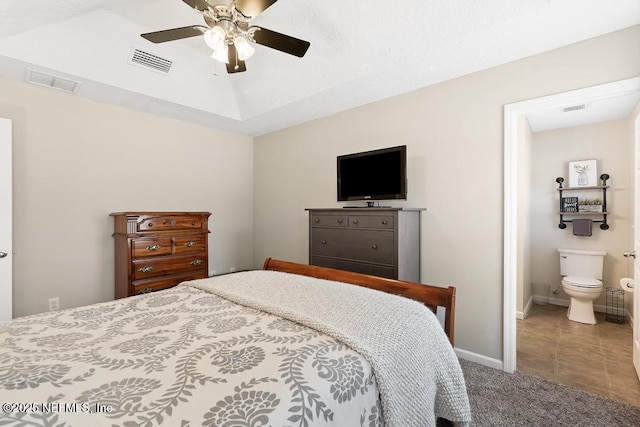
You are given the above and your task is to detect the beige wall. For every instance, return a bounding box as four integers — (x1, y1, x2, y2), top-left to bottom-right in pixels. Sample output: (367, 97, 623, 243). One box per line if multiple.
(254, 26, 640, 360)
(0, 80, 254, 317)
(529, 120, 632, 312)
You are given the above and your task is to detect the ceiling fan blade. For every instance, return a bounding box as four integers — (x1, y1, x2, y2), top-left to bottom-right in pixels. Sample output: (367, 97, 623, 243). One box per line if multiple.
(235, 0, 279, 18)
(141, 25, 208, 43)
(182, 0, 211, 12)
(251, 27, 310, 57)
(226, 44, 247, 73)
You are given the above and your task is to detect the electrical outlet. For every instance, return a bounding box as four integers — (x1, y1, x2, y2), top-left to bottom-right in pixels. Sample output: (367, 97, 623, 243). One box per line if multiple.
(229, 267, 236, 273)
(48, 297, 60, 311)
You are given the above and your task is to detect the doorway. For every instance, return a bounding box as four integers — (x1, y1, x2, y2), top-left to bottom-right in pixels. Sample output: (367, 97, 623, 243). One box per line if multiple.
(503, 76, 640, 373)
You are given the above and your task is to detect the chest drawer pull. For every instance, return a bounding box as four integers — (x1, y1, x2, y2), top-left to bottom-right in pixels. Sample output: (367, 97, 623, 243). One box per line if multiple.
(314, 218, 320, 223)
(137, 287, 153, 294)
(190, 259, 204, 266)
(352, 219, 359, 224)
(184, 241, 198, 247)
(145, 244, 161, 251)
(372, 244, 378, 249)
(322, 240, 327, 245)
(337, 219, 343, 224)
(381, 220, 388, 225)
(138, 266, 154, 273)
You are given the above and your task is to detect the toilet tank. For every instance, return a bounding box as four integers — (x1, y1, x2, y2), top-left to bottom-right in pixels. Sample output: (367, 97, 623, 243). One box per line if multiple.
(558, 248, 606, 279)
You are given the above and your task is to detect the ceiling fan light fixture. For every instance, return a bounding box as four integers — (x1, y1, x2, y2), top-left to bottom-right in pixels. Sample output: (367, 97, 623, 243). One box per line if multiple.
(234, 35, 255, 60)
(204, 26, 226, 50)
(211, 44, 229, 63)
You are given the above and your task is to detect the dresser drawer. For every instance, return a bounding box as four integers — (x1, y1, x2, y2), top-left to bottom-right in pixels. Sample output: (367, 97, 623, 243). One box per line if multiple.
(311, 214, 348, 227)
(174, 235, 207, 254)
(349, 215, 394, 229)
(311, 257, 394, 279)
(132, 271, 207, 295)
(311, 228, 393, 264)
(132, 254, 207, 280)
(137, 215, 204, 232)
(132, 237, 173, 258)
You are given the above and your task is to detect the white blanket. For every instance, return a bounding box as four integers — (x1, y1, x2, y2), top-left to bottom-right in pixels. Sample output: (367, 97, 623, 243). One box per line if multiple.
(187, 270, 472, 426)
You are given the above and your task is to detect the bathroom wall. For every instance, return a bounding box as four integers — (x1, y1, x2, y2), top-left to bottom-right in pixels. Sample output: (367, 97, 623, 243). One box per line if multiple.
(517, 114, 534, 318)
(529, 119, 632, 311)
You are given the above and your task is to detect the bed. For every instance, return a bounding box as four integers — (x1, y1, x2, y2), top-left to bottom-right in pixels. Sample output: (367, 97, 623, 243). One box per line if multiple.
(0, 258, 471, 426)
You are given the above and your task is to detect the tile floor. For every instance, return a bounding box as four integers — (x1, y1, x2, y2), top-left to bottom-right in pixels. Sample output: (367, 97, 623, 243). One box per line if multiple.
(516, 303, 640, 407)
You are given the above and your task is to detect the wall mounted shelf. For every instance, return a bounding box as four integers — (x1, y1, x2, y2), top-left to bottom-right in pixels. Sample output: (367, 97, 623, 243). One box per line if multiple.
(556, 173, 609, 230)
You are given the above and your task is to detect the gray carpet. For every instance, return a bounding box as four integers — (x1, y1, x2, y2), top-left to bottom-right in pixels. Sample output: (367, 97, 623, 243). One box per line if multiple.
(459, 359, 640, 426)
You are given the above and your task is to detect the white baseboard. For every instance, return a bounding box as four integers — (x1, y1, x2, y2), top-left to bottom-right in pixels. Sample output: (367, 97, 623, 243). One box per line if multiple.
(455, 347, 503, 371)
(516, 297, 533, 320)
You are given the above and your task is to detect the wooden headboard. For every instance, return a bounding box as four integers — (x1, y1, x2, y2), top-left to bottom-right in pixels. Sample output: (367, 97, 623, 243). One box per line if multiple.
(262, 258, 456, 345)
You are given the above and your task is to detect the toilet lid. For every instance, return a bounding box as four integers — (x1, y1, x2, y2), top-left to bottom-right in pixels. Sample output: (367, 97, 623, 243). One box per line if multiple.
(563, 276, 602, 288)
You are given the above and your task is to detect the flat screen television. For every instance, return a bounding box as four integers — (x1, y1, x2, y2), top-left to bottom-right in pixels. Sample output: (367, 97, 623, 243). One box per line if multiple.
(337, 145, 407, 202)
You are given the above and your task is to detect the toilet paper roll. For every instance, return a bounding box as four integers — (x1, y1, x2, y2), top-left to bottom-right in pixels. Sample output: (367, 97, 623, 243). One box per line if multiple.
(620, 277, 634, 293)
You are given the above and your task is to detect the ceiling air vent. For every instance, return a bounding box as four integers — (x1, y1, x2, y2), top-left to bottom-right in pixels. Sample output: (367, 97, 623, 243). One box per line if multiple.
(562, 104, 586, 113)
(129, 48, 173, 74)
(24, 69, 80, 94)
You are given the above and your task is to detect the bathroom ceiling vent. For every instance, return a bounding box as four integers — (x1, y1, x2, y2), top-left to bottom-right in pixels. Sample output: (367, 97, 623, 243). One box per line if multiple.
(562, 104, 587, 113)
(129, 48, 173, 74)
(24, 69, 80, 94)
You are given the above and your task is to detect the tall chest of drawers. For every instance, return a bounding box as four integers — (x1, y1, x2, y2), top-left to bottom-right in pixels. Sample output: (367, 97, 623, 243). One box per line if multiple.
(111, 212, 211, 299)
(306, 208, 423, 282)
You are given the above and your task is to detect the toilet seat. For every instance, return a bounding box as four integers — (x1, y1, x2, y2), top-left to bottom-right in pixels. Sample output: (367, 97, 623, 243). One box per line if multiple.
(562, 276, 602, 289)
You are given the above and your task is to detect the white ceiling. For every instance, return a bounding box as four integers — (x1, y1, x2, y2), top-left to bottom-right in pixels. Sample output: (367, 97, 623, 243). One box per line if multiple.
(0, 0, 639, 136)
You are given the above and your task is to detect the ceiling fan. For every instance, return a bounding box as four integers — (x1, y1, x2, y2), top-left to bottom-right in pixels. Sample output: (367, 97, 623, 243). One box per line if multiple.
(141, 0, 310, 74)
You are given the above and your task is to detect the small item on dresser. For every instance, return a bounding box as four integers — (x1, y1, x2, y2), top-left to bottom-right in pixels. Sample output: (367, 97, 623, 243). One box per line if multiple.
(572, 218, 593, 236)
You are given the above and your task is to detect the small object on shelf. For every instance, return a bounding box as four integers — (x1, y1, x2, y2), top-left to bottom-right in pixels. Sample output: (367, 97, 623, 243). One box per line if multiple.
(561, 197, 578, 213)
(556, 173, 609, 230)
(578, 198, 603, 212)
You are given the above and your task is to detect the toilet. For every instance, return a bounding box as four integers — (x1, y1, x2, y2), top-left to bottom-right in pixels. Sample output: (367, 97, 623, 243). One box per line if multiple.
(558, 248, 606, 325)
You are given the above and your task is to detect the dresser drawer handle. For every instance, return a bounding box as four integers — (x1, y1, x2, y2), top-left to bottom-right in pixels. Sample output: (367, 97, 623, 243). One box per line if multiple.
(381, 220, 388, 225)
(148, 222, 153, 227)
(138, 266, 154, 273)
(145, 244, 161, 251)
(372, 244, 378, 249)
(190, 259, 204, 266)
(337, 219, 343, 224)
(314, 218, 320, 223)
(185, 241, 198, 247)
(137, 287, 153, 294)
(352, 219, 359, 224)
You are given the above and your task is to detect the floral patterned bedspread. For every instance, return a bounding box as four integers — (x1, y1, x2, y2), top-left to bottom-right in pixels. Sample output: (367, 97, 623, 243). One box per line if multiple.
(0, 284, 381, 426)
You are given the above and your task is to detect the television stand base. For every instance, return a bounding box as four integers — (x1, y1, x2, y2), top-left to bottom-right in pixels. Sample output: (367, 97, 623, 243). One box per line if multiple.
(343, 205, 392, 208)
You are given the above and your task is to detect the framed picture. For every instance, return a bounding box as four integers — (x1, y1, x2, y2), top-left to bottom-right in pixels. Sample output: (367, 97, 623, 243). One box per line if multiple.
(568, 159, 597, 187)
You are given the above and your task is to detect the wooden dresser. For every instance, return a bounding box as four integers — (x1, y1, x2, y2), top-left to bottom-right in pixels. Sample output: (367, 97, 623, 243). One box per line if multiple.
(111, 212, 210, 299)
(306, 208, 423, 282)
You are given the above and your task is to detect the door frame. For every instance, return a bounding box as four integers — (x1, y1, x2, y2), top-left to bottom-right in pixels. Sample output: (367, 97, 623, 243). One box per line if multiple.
(503, 76, 640, 373)
(0, 118, 12, 321)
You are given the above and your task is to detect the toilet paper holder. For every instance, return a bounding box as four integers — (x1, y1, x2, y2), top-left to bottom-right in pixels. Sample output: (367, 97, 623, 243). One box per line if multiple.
(620, 277, 634, 293)
(606, 286, 625, 324)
